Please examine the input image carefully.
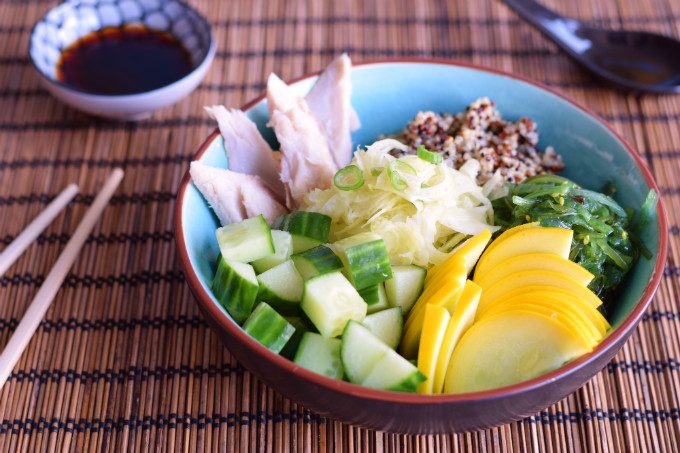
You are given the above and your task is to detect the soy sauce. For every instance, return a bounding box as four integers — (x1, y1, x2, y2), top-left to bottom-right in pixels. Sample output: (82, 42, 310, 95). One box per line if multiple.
(56, 26, 193, 95)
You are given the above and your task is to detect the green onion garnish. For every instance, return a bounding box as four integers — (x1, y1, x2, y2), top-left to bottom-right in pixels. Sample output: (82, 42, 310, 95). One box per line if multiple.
(416, 145, 443, 164)
(387, 160, 416, 191)
(333, 165, 364, 191)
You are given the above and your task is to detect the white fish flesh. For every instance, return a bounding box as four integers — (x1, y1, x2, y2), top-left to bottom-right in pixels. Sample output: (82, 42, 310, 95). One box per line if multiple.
(266, 73, 338, 209)
(306, 53, 360, 167)
(190, 161, 288, 225)
(204, 105, 284, 198)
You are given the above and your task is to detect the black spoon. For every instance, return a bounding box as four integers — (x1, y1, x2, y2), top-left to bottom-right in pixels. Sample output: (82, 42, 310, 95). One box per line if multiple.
(504, 0, 680, 93)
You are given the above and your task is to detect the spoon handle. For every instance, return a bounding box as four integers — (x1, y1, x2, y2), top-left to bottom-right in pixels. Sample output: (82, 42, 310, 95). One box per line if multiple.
(503, 0, 582, 50)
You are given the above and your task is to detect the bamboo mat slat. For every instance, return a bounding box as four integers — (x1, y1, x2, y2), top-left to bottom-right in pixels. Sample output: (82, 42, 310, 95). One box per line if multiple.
(0, 0, 679, 451)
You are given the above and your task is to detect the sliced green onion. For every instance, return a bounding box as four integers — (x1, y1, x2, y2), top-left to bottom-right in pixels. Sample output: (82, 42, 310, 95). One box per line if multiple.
(386, 160, 416, 191)
(370, 167, 385, 177)
(333, 165, 364, 191)
(416, 145, 443, 164)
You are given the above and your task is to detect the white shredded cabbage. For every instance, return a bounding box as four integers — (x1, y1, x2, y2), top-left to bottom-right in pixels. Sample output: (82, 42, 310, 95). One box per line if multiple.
(302, 139, 500, 268)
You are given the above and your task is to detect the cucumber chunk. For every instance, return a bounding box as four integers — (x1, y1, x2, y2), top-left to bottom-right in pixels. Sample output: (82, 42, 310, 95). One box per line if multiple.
(331, 232, 393, 290)
(212, 255, 259, 324)
(384, 265, 426, 314)
(243, 302, 296, 353)
(341, 321, 391, 383)
(274, 211, 331, 253)
(294, 332, 344, 379)
(341, 320, 423, 391)
(291, 245, 343, 280)
(301, 272, 367, 338)
(358, 283, 390, 314)
(280, 316, 315, 359)
(363, 307, 403, 349)
(252, 230, 292, 273)
(361, 350, 426, 392)
(216, 215, 274, 263)
(256, 260, 304, 315)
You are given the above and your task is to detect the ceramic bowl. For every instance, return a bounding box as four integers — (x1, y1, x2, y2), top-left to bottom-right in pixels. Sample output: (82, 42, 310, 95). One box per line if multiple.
(175, 60, 668, 433)
(29, 0, 215, 120)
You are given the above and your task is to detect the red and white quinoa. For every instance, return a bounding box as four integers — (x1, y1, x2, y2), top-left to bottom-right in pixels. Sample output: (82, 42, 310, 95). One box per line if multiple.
(393, 97, 564, 184)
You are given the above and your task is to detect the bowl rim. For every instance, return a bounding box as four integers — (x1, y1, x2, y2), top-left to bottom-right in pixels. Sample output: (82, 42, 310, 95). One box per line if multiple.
(174, 58, 669, 405)
(28, 0, 215, 99)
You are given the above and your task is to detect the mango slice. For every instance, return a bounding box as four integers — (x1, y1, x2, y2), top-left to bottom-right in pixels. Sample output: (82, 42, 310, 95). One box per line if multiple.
(432, 280, 481, 394)
(416, 259, 466, 313)
(477, 270, 602, 315)
(482, 301, 598, 348)
(416, 305, 450, 394)
(443, 311, 589, 393)
(400, 281, 463, 358)
(427, 229, 492, 283)
(478, 222, 539, 259)
(479, 287, 610, 335)
(474, 228, 573, 281)
(474, 253, 594, 289)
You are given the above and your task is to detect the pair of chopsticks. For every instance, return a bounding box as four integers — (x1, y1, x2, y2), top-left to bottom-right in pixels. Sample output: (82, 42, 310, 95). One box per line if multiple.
(0, 169, 124, 390)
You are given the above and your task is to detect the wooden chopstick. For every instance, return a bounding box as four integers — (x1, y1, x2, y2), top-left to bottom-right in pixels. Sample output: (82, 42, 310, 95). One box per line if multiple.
(0, 183, 79, 277)
(0, 168, 124, 390)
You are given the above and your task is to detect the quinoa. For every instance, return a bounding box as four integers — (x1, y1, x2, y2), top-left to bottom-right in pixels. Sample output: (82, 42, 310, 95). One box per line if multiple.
(393, 97, 564, 184)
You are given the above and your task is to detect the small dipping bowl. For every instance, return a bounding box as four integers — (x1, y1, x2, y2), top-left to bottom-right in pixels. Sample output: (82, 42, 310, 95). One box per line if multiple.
(29, 0, 215, 120)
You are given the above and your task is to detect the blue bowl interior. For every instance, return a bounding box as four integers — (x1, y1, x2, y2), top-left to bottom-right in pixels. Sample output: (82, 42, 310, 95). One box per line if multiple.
(181, 62, 659, 330)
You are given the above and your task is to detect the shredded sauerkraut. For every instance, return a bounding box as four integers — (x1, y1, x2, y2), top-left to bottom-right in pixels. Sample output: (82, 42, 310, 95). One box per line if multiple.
(302, 139, 501, 267)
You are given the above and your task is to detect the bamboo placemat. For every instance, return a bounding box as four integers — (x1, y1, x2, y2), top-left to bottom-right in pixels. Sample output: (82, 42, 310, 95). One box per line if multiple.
(0, 0, 679, 451)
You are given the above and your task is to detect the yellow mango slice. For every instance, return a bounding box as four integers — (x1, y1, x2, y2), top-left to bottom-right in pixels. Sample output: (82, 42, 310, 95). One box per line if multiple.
(474, 228, 573, 281)
(474, 253, 594, 289)
(432, 280, 481, 394)
(477, 270, 602, 315)
(400, 283, 463, 358)
(482, 301, 598, 348)
(479, 287, 610, 335)
(408, 260, 466, 328)
(443, 311, 589, 393)
(416, 305, 450, 394)
(478, 222, 539, 258)
(426, 229, 492, 283)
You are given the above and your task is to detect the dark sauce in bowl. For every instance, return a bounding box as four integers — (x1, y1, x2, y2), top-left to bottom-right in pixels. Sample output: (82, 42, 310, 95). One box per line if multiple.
(56, 26, 194, 95)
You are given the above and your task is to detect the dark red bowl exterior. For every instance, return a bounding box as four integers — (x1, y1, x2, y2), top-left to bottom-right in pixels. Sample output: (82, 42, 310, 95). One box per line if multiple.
(175, 59, 668, 434)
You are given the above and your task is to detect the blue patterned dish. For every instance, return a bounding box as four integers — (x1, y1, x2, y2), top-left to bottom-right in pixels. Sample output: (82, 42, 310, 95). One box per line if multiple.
(29, 0, 214, 119)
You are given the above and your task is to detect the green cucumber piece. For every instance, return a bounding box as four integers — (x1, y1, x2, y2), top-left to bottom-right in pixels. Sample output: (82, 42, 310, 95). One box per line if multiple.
(280, 316, 314, 359)
(384, 265, 426, 314)
(256, 260, 304, 315)
(340, 321, 391, 384)
(243, 302, 296, 353)
(361, 350, 426, 392)
(216, 214, 274, 263)
(358, 283, 390, 314)
(211, 256, 259, 324)
(274, 211, 332, 253)
(301, 271, 367, 338)
(341, 319, 424, 392)
(294, 333, 344, 379)
(291, 245, 343, 280)
(252, 230, 293, 273)
(362, 307, 403, 349)
(331, 232, 392, 290)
